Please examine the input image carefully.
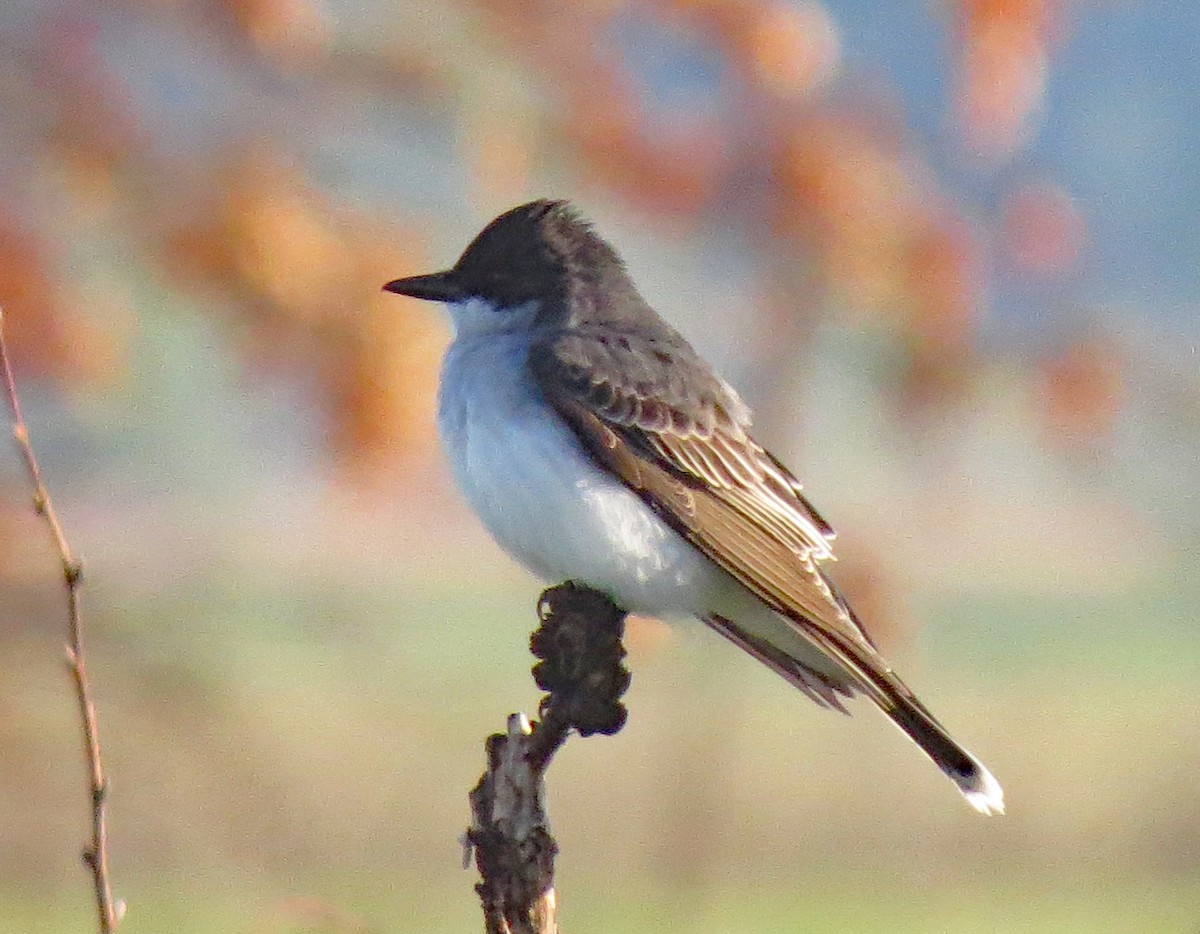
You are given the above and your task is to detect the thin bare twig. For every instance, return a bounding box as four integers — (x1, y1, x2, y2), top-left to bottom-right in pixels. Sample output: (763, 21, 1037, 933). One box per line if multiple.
(466, 582, 630, 934)
(0, 309, 121, 932)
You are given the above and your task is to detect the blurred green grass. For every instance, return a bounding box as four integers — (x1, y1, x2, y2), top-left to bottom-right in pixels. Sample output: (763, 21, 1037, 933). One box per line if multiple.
(3, 572, 1198, 932)
(1, 874, 1195, 933)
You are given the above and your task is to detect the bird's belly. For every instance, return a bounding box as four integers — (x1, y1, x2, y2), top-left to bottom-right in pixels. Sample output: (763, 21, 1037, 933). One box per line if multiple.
(437, 338, 720, 616)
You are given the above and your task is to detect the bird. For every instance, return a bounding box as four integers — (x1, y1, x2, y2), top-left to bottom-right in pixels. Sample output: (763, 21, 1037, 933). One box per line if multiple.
(384, 199, 1004, 815)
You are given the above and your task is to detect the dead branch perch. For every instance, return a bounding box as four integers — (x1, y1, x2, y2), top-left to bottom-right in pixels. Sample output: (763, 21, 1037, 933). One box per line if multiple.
(0, 310, 122, 932)
(466, 582, 630, 934)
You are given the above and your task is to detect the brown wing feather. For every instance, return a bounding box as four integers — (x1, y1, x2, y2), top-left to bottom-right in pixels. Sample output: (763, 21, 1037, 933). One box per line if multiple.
(560, 402, 976, 742)
(568, 401, 989, 783)
(529, 324, 885, 647)
(554, 399, 874, 653)
(531, 338, 1004, 806)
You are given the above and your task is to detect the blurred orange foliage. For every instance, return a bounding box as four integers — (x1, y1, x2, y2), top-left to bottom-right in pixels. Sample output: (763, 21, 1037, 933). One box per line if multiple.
(220, 0, 333, 68)
(161, 149, 445, 480)
(3, 0, 1081, 484)
(1040, 333, 1125, 452)
(950, 0, 1063, 161)
(1002, 181, 1085, 278)
(728, 0, 839, 98)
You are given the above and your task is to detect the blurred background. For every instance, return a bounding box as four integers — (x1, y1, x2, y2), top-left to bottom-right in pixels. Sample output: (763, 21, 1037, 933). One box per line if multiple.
(1, 0, 1197, 931)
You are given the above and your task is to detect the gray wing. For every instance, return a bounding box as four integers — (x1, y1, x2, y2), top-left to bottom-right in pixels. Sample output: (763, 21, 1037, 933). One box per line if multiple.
(532, 326, 1005, 815)
(528, 324, 878, 652)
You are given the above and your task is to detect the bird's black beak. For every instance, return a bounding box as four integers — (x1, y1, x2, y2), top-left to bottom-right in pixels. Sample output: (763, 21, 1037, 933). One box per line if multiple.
(382, 270, 467, 303)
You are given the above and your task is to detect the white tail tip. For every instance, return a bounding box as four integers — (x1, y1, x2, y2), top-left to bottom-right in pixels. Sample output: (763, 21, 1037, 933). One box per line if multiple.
(957, 761, 1005, 816)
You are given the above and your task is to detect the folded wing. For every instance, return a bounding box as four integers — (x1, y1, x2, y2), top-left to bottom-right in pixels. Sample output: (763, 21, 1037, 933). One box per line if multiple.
(530, 325, 1005, 815)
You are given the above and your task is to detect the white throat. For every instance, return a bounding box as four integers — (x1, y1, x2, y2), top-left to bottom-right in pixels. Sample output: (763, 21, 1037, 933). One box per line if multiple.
(442, 296, 541, 340)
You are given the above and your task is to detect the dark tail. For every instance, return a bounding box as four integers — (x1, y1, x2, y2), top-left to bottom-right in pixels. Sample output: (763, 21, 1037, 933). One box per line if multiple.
(881, 682, 1005, 815)
(704, 611, 1004, 815)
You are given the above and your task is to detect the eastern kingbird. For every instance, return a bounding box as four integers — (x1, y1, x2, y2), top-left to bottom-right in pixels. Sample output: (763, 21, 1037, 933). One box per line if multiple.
(384, 200, 1003, 815)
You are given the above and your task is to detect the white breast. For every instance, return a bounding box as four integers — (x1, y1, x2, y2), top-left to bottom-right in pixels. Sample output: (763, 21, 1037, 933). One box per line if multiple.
(436, 316, 721, 617)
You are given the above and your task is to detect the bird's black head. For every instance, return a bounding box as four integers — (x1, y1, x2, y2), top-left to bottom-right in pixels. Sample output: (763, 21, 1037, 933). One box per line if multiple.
(384, 199, 637, 322)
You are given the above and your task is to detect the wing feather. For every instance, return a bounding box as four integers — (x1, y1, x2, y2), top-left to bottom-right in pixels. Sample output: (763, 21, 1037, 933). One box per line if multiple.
(529, 327, 874, 652)
(529, 328, 1007, 815)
